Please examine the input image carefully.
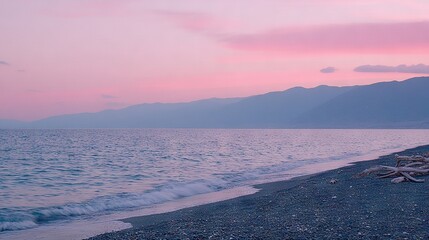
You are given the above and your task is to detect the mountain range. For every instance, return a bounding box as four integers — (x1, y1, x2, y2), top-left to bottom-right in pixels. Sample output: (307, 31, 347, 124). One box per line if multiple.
(2, 76, 429, 129)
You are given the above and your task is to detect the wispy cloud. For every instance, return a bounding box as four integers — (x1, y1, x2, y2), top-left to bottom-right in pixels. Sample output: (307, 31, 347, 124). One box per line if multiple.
(154, 10, 217, 33)
(0, 60, 9, 65)
(221, 21, 429, 55)
(156, 13, 429, 55)
(153, 10, 233, 38)
(354, 64, 429, 73)
(101, 94, 118, 99)
(320, 67, 337, 73)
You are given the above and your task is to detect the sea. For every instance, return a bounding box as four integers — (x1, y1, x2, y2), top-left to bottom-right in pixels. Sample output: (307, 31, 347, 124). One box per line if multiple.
(1, 129, 429, 239)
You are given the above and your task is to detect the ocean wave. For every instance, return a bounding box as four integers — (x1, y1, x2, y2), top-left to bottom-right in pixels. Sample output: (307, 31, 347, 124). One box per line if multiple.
(0, 220, 37, 232)
(0, 151, 370, 233)
(1, 178, 227, 232)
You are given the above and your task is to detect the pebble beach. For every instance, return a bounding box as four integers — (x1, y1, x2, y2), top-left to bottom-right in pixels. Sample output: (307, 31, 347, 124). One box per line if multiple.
(88, 145, 429, 240)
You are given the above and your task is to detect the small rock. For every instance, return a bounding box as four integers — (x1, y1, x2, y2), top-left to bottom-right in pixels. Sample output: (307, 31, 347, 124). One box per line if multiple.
(329, 179, 338, 184)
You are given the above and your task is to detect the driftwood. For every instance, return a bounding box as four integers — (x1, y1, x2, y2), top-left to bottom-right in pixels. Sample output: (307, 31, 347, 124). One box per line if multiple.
(358, 154, 429, 183)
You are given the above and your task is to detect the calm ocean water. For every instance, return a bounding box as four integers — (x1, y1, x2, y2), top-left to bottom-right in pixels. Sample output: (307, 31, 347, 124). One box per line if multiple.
(1, 129, 429, 234)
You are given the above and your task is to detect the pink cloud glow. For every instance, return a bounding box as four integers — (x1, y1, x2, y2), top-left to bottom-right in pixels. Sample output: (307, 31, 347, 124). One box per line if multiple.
(222, 21, 429, 55)
(153, 10, 226, 34)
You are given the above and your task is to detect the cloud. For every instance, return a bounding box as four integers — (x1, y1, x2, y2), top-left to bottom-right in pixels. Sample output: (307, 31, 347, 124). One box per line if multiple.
(101, 94, 117, 99)
(0, 60, 9, 65)
(153, 10, 229, 35)
(221, 21, 429, 55)
(354, 64, 429, 74)
(320, 67, 336, 73)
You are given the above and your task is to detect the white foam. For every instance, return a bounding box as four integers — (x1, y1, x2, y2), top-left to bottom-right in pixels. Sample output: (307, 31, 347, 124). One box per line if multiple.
(1, 186, 258, 240)
(26, 178, 228, 223)
(0, 178, 231, 239)
(0, 220, 38, 232)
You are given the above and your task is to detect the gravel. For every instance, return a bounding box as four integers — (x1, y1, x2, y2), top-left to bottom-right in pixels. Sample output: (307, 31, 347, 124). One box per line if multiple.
(88, 145, 429, 240)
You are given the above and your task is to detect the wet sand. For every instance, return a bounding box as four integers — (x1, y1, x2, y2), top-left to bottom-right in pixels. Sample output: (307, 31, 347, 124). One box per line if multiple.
(88, 145, 429, 239)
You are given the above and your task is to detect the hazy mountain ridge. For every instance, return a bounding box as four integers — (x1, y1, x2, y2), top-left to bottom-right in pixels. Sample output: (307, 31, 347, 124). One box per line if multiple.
(293, 77, 429, 128)
(1, 77, 429, 129)
(28, 97, 243, 128)
(212, 85, 355, 128)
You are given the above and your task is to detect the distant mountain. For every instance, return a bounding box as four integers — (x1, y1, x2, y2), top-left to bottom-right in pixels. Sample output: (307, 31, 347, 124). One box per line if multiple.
(294, 77, 429, 128)
(211, 85, 354, 128)
(29, 98, 243, 128)
(1, 77, 429, 129)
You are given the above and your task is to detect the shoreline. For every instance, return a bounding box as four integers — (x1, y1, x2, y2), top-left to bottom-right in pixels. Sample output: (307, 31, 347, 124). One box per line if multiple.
(88, 145, 429, 239)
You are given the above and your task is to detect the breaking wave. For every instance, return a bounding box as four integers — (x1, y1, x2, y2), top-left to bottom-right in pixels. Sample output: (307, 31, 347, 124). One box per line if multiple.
(0, 178, 227, 232)
(0, 220, 38, 232)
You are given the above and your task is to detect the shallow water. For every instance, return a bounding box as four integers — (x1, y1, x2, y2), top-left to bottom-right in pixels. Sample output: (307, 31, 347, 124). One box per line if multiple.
(1, 129, 429, 234)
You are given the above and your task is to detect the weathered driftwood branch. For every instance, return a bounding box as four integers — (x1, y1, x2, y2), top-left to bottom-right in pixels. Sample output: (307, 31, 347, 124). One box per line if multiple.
(394, 154, 429, 167)
(358, 154, 429, 183)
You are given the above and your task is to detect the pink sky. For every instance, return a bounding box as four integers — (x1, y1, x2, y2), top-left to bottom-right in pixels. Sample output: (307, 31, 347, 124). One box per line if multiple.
(1, 0, 429, 120)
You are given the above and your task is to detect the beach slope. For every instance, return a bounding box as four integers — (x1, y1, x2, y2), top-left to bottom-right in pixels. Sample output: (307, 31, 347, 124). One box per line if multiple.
(88, 146, 429, 239)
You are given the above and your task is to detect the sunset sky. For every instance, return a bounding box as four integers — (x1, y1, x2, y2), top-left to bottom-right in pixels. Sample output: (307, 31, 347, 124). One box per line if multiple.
(1, 0, 429, 120)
